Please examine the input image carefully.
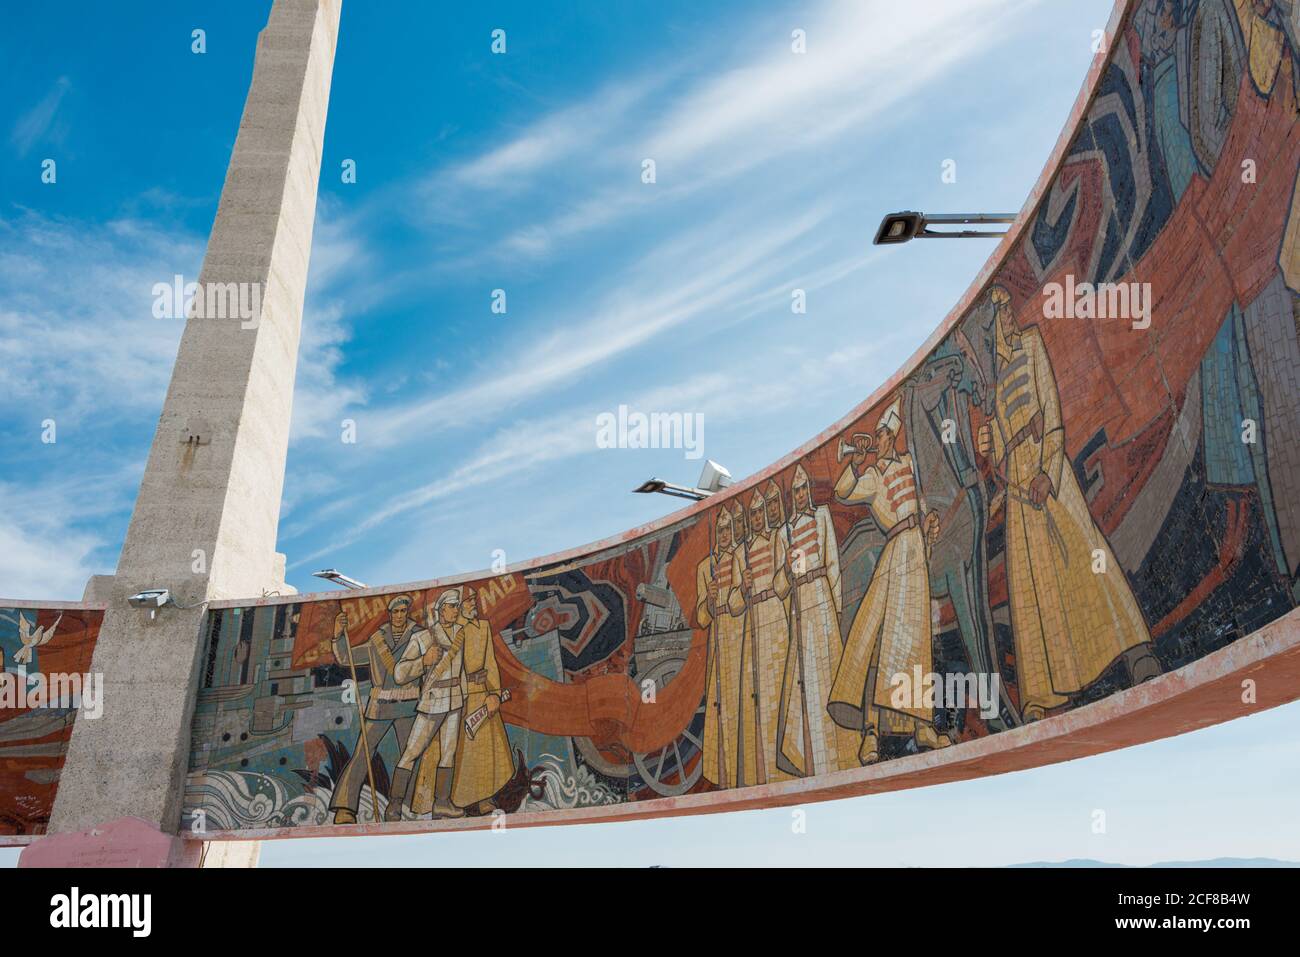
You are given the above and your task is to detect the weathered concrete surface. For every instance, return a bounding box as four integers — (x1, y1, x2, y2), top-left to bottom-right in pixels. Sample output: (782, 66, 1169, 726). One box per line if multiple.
(40, 0, 341, 845)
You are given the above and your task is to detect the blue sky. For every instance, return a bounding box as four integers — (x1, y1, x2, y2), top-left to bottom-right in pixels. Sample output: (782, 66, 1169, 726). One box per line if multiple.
(3, 0, 1295, 866)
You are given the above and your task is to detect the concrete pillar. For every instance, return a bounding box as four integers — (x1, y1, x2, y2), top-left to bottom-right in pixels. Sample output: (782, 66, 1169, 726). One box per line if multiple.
(23, 0, 342, 867)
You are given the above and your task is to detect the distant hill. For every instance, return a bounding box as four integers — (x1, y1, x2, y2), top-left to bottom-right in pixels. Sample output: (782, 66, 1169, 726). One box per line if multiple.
(1010, 858, 1297, 868)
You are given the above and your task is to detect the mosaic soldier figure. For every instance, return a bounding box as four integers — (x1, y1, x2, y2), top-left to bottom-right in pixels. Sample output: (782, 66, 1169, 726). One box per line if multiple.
(829, 399, 949, 764)
(775, 465, 858, 776)
(729, 499, 760, 781)
(695, 507, 752, 788)
(328, 594, 422, 825)
(391, 588, 468, 819)
(975, 285, 1159, 720)
(737, 484, 792, 783)
(449, 586, 514, 813)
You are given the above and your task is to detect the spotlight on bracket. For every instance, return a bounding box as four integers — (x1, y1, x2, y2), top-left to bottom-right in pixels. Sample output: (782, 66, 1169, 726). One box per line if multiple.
(633, 459, 733, 502)
(874, 211, 1016, 245)
(312, 568, 368, 590)
(127, 588, 172, 610)
(127, 588, 188, 621)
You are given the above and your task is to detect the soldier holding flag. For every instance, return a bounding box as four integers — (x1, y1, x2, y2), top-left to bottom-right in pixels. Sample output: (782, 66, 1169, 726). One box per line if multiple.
(390, 587, 468, 820)
(327, 594, 422, 825)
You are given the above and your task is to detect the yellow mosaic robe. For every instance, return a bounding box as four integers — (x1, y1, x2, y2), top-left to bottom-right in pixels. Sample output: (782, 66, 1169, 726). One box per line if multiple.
(411, 617, 514, 814)
(775, 506, 858, 776)
(736, 530, 791, 784)
(829, 453, 934, 733)
(696, 547, 755, 788)
(991, 327, 1151, 713)
(452, 617, 514, 808)
(1234, 2, 1300, 293)
(1232, 0, 1287, 96)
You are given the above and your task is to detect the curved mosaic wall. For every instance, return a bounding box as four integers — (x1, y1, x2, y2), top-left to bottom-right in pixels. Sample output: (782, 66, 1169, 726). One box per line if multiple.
(175, 0, 1300, 834)
(6, 0, 1299, 839)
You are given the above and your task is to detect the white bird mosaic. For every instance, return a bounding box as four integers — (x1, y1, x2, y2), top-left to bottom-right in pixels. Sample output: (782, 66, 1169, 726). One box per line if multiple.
(15, 613, 61, 665)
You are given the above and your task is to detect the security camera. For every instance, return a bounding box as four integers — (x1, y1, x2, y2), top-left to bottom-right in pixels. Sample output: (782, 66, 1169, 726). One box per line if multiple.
(127, 589, 172, 609)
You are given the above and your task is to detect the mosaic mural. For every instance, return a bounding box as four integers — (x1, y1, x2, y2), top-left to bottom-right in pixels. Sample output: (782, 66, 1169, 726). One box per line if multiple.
(174, 0, 1300, 833)
(0, 608, 103, 836)
(3, 0, 1297, 838)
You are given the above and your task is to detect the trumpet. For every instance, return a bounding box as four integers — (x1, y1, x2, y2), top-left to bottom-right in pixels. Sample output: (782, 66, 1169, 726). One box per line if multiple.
(837, 432, 874, 461)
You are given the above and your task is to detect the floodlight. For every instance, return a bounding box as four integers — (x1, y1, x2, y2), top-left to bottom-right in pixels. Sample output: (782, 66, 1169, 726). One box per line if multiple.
(312, 569, 368, 590)
(696, 460, 733, 494)
(874, 211, 1016, 245)
(632, 479, 708, 501)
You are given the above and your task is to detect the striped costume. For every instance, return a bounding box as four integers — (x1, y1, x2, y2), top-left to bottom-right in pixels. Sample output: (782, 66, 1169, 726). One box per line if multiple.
(829, 451, 936, 738)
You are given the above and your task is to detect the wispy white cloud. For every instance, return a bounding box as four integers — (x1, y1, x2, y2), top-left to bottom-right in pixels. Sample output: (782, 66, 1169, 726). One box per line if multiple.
(0, 515, 100, 600)
(444, 72, 672, 193)
(289, 371, 734, 567)
(287, 0, 1040, 380)
(422, 0, 1040, 268)
(0, 212, 196, 420)
(0, 469, 140, 600)
(289, 205, 371, 442)
(0, 205, 366, 442)
(642, 0, 1033, 172)
(289, 301, 367, 442)
(9, 76, 71, 157)
(360, 202, 831, 448)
